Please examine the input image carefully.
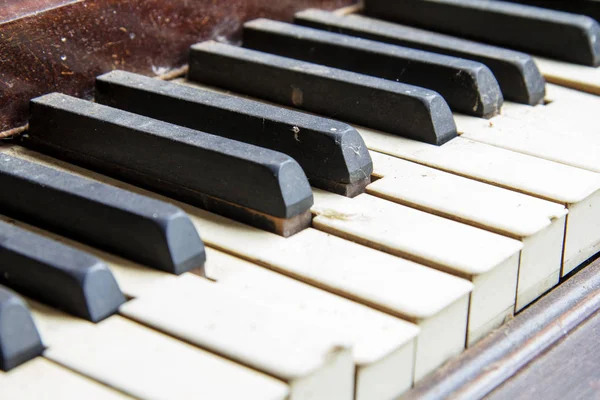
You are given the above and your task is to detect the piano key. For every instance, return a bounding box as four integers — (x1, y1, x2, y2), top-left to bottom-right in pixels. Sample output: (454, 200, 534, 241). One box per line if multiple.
(187, 40, 458, 145)
(8, 143, 474, 382)
(0, 358, 133, 400)
(534, 56, 600, 96)
(0, 153, 206, 275)
(204, 248, 419, 399)
(29, 300, 290, 400)
(456, 111, 600, 174)
(502, 0, 600, 22)
(243, 18, 503, 117)
(311, 189, 522, 346)
(25, 93, 314, 237)
(121, 274, 356, 400)
(0, 146, 423, 396)
(358, 128, 600, 276)
(294, 9, 546, 105)
(0, 219, 125, 322)
(367, 152, 567, 311)
(363, 0, 600, 67)
(95, 70, 373, 197)
(0, 286, 44, 371)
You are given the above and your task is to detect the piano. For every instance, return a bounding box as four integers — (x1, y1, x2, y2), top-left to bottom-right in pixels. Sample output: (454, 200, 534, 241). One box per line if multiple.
(0, 0, 599, 399)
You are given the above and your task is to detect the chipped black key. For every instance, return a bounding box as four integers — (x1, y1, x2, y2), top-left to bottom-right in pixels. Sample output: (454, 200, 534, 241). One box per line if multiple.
(503, 0, 600, 23)
(188, 41, 457, 145)
(95, 70, 373, 197)
(26, 94, 313, 237)
(243, 19, 503, 117)
(0, 153, 206, 275)
(0, 286, 44, 371)
(0, 220, 125, 322)
(295, 9, 546, 105)
(363, 0, 600, 66)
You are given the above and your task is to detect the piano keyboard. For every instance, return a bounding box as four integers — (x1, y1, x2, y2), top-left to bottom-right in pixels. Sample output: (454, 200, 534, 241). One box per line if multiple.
(2, 1, 600, 399)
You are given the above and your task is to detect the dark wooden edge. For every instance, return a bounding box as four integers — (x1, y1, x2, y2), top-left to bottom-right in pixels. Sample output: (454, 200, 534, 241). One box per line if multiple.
(400, 255, 600, 400)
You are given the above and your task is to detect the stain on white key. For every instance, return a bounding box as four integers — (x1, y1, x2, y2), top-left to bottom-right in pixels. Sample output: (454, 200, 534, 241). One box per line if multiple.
(0, 358, 133, 400)
(367, 152, 567, 312)
(359, 128, 600, 277)
(28, 301, 289, 400)
(5, 145, 473, 384)
(205, 248, 419, 399)
(311, 188, 522, 346)
(121, 274, 355, 400)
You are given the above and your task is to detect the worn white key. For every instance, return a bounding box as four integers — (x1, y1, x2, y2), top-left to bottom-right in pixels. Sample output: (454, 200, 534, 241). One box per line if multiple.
(367, 152, 567, 311)
(5, 144, 473, 383)
(359, 128, 600, 276)
(1, 215, 353, 400)
(122, 274, 355, 400)
(0, 358, 132, 400)
(205, 247, 419, 399)
(535, 56, 600, 96)
(457, 111, 600, 174)
(311, 189, 522, 346)
(28, 301, 289, 400)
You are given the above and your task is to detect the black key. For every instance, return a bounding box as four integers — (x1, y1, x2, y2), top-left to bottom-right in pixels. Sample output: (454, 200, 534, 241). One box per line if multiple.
(188, 41, 457, 146)
(0, 153, 206, 275)
(295, 9, 546, 105)
(95, 70, 373, 197)
(364, 0, 600, 67)
(0, 286, 44, 371)
(0, 220, 125, 322)
(25, 94, 313, 237)
(502, 0, 600, 23)
(244, 19, 503, 117)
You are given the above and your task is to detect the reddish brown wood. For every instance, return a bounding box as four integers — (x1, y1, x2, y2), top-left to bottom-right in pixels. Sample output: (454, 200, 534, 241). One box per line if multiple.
(0, 0, 355, 133)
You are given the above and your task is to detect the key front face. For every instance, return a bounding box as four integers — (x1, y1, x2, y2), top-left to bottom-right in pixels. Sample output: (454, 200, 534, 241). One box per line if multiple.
(294, 9, 546, 105)
(95, 70, 373, 196)
(26, 93, 314, 236)
(0, 153, 206, 275)
(243, 18, 503, 117)
(364, 0, 600, 67)
(188, 41, 458, 146)
(0, 286, 44, 371)
(0, 220, 125, 322)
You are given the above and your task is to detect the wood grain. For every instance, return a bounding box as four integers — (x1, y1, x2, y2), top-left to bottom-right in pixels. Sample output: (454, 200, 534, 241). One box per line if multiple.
(0, 0, 355, 133)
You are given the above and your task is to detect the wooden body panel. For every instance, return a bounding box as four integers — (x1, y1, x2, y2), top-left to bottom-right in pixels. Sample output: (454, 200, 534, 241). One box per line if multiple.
(0, 0, 355, 133)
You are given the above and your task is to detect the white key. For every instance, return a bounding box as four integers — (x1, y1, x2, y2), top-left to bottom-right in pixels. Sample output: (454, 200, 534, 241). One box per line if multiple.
(0, 358, 132, 400)
(29, 301, 289, 400)
(0, 216, 353, 400)
(457, 111, 600, 174)
(367, 152, 567, 311)
(359, 128, 600, 276)
(6, 145, 473, 383)
(205, 247, 419, 400)
(311, 189, 522, 346)
(535, 56, 600, 96)
(121, 274, 355, 400)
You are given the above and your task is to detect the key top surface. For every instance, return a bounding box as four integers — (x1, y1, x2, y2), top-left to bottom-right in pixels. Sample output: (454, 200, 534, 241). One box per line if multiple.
(0, 286, 44, 371)
(295, 9, 545, 105)
(95, 70, 373, 197)
(243, 18, 503, 117)
(26, 93, 314, 237)
(503, 0, 600, 22)
(0, 153, 205, 275)
(0, 220, 125, 322)
(364, 0, 600, 67)
(188, 40, 457, 145)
